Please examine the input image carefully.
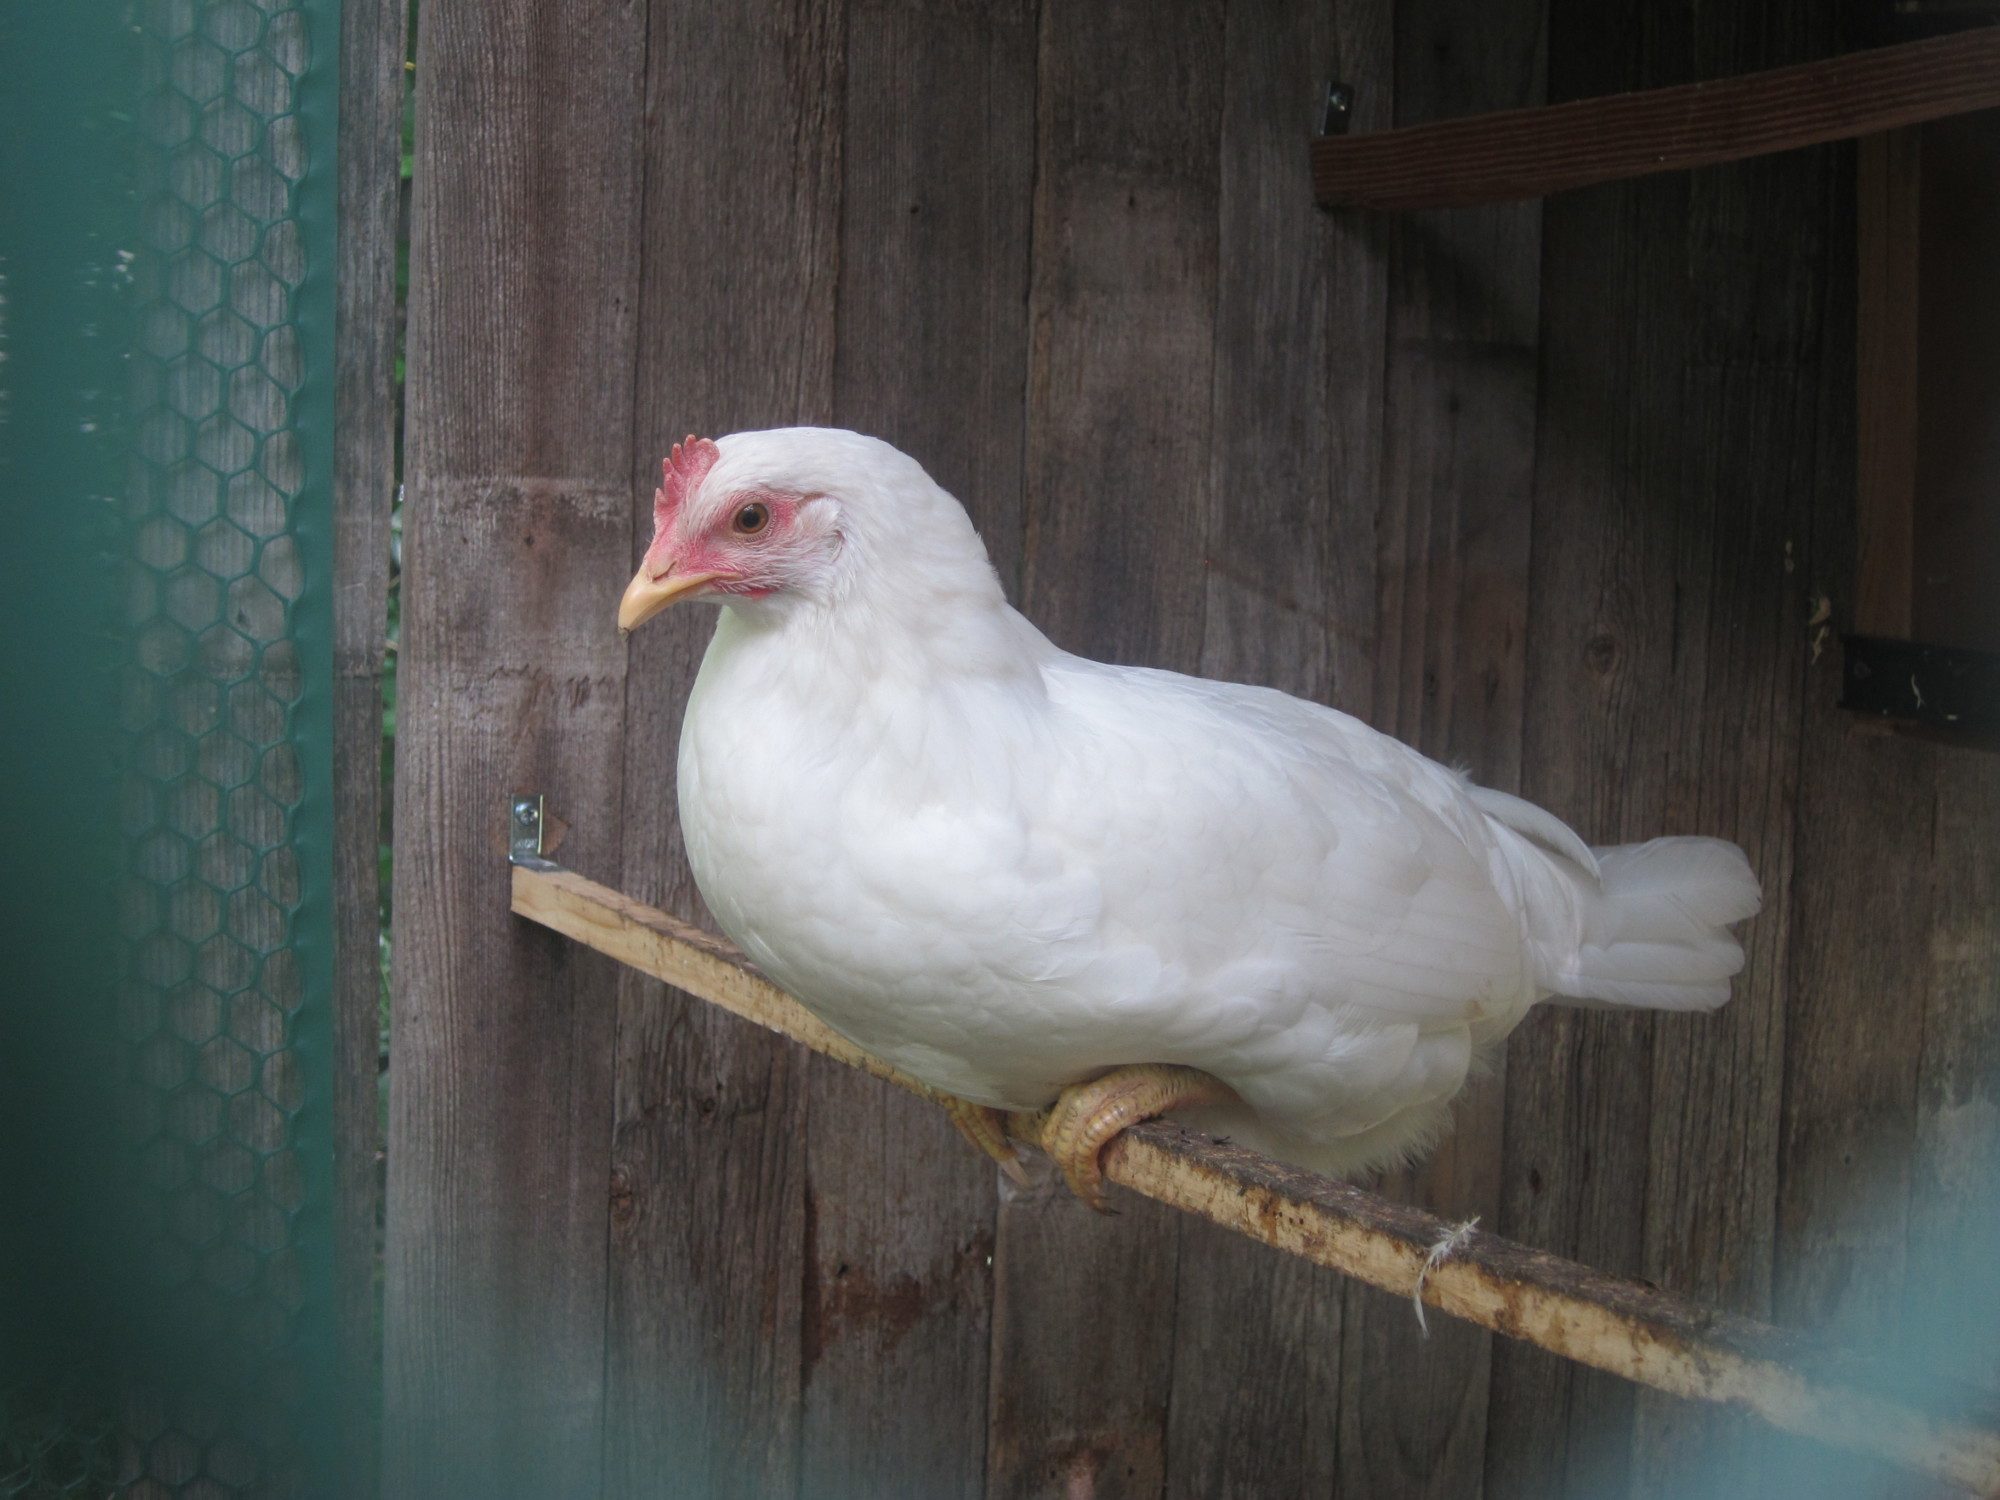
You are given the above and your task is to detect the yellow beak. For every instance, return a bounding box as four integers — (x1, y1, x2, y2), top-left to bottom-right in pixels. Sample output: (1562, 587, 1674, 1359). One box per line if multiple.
(618, 566, 721, 634)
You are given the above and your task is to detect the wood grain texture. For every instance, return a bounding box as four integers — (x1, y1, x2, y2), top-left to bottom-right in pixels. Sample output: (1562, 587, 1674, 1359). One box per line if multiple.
(1336, 1, 1543, 1494)
(798, 3, 1036, 1495)
(989, 3, 1222, 1495)
(1310, 25, 2000, 210)
(1620, 8, 1836, 1492)
(507, 863, 2000, 1496)
(1770, 37, 1937, 1356)
(1486, 5, 1840, 1490)
(601, 3, 842, 1496)
(371, 5, 2000, 1496)
(1102, 1129, 2000, 1499)
(1906, 750, 2000, 1396)
(1493, 11, 1831, 1492)
(1016, 0, 1221, 673)
(1168, 0, 1383, 1492)
(1489, 2, 1664, 1488)
(1759, 56, 1981, 1494)
(332, 0, 403, 1492)
(1199, 0, 1385, 729)
(381, 1, 645, 1495)
(1853, 129, 1920, 642)
(832, 0, 1035, 598)
(515, 867, 939, 1094)
(1768, 717, 1937, 1498)
(1911, 111, 2000, 656)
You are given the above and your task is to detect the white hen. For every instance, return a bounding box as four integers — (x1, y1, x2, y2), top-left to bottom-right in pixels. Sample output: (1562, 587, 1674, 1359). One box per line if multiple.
(618, 428, 1760, 1203)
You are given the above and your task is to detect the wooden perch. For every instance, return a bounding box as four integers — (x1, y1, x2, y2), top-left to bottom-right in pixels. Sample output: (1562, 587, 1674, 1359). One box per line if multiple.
(511, 860, 2000, 1495)
(1311, 25, 2000, 211)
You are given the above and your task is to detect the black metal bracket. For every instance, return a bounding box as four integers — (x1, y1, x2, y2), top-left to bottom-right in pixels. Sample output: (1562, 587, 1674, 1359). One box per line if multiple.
(1840, 634, 2000, 734)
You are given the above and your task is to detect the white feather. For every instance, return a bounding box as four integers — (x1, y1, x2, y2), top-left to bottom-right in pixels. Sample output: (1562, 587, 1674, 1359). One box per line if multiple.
(667, 429, 1763, 1176)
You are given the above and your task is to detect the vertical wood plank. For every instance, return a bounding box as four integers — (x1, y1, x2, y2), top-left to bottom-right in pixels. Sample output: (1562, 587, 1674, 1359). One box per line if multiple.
(1167, 0, 1385, 1495)
(1492, 5, 1864, 1491)
(830, 0, 1035, 595)
(1766, 719, 1935, 1496)
(1911, 112, 2000, 655)
(1488, 4, 1661, 1491)
(1906, 749, 2000, 1394)
(795, 3, 1035, 1496)
(1622, 8, 1836, 1491)
(1852, 128, 1920, 642)
(1775, 317, 1933, 1347)
(1769, 0, 1938, 1381)
(1338, 0, 1543, 1495)
(988, 2, 1221, 1495)
(381, 0, 645, 1494)
(985, 1191, 1183, 1500)
(332, 0, 404, 1494)
(1014, 0, 1221, 673)
(1198, 0, 1386, 726)
(601, 3, 843, 1496)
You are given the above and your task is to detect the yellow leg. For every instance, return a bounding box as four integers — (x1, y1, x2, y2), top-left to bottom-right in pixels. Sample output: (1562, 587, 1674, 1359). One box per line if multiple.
(941, 1094, 1032, 1188)
(1042, 1064, 1239, 1211)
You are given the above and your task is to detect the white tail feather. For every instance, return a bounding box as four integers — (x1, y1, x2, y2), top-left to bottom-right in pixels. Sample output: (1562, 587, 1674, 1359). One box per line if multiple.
(1550, 836, 1761, 1011)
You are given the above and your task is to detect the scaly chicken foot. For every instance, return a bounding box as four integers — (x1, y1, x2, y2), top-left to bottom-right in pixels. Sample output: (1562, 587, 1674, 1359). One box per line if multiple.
(1042, 1063, 1240, 1211)
(941, 1095, 1032, 1188)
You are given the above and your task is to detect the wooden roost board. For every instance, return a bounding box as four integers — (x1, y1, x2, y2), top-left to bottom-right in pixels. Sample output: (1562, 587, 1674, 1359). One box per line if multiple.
(1309, 25, 2000, 210)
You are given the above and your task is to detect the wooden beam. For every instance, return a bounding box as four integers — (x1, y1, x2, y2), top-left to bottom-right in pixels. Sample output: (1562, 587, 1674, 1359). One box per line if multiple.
(509, 860, 2000, 1496)
(513, 863, 936, 1099)
(1311, 26, 2000, 211)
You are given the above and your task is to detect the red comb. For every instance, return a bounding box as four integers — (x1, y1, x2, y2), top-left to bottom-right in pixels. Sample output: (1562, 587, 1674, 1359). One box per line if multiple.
(654, 435, 720, 525)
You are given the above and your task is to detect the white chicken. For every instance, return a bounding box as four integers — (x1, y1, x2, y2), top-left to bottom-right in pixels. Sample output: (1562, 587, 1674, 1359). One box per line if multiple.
(619, 428, 1760, 1206)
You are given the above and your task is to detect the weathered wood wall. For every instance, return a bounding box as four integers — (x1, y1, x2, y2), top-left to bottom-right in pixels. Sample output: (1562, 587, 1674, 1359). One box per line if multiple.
(378, 0, 2000, 1495)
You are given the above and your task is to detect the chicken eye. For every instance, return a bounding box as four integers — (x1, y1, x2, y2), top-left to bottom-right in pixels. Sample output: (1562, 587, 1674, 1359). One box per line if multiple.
(731, 502, 770, 536)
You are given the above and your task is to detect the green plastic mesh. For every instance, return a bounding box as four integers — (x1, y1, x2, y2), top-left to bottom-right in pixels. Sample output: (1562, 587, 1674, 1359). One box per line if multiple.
(0, 1384, 121, 1500)
(1, 1, 339, 1495)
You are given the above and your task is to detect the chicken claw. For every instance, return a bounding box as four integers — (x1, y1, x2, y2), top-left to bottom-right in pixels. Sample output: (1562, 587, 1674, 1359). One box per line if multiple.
(1042, 1064, 1240, 1211)
(941, 1095, 1032, 1188)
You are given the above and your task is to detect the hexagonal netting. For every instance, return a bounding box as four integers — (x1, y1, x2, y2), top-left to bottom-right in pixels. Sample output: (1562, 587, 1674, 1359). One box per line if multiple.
(2, 1, 339, 1495)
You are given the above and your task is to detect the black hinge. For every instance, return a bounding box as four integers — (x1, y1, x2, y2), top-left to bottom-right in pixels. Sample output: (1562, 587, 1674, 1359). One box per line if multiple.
(1840, 634, 2000, 732)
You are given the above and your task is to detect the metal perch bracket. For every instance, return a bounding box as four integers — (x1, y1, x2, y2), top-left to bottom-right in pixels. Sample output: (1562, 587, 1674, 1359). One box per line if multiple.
(509, 792, 555, 870)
